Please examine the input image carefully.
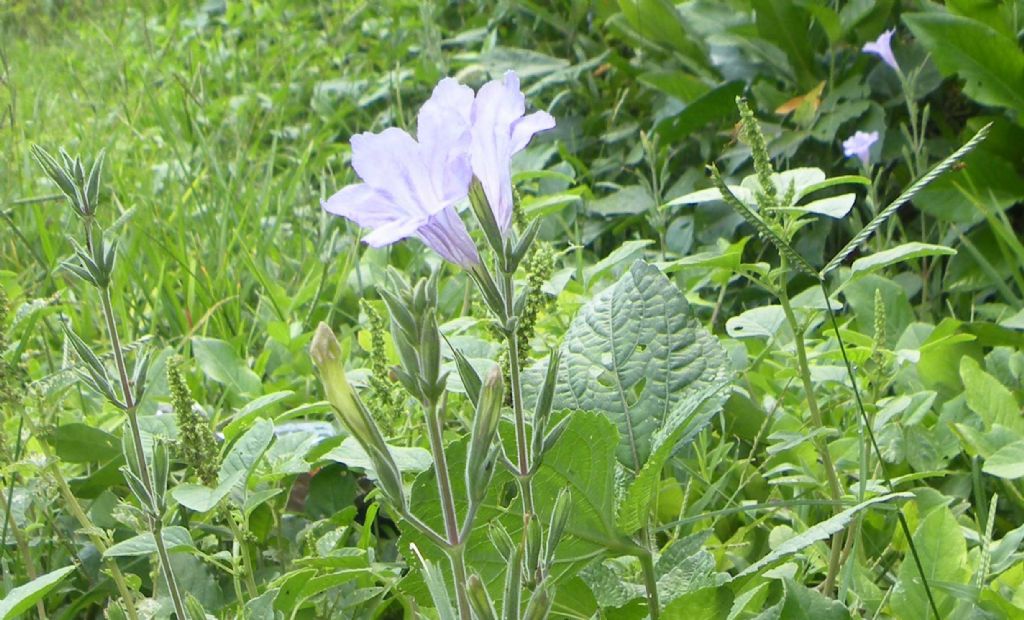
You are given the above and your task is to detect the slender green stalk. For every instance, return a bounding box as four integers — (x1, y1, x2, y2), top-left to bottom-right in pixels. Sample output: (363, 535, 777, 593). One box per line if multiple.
(501, 272, 535, 516)
(820, 282, 941, 620)
(638, 549, 660, 620)
(226, 516, 259, 599)
(423, 400, 470, 618)
(98, 286, 188, 620)
(776, 263, 844, 594)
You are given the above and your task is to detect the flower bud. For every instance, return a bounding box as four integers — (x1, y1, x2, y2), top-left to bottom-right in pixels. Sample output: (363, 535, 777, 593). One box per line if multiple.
(545, 487, 571, 567)
(469, 177, 505, 254)
(523, 513, 542, 587)
(522, 582, 554, 620)
(310, 322, 407, 511)
(467, 574, 497, 620)
(466, 365, 504, 507)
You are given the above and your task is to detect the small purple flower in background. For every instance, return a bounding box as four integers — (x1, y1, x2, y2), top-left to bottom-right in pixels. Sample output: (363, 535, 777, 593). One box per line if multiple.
(322, 78, 481, 267)
(863, 29, 900, 73)
(842, 130, 879, 167)
(469, 71, 555, 234)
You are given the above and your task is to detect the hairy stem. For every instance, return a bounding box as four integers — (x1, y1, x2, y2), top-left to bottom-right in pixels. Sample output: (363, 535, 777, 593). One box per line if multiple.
(502, 272, 535, 516)
(99, 286, 188, 619)
(639, 548, 661, 620)
(423, 400, 470, 618)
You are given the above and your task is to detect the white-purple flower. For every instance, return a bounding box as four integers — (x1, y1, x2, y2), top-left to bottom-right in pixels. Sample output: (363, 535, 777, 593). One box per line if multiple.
(323, 78, 480, 267)
(323, 71, 555, 265)
(842, 130, 879, 167)
(469, 72, 555, 233)
(863, 29, 900, 73)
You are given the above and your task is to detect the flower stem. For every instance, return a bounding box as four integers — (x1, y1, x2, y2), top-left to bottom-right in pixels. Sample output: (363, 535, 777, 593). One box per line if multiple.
(99, 286, 188, 619)
(501, 272, 535, 516)
(776, 265, 844, 594)
(423, 400, 470, 618)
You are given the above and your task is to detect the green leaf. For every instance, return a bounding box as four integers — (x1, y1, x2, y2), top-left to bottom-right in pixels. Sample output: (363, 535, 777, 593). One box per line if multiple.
(903, 13, 1024, 113)
(737, 493, 911, 577)
(551, 261, 729, 472)
(534, 411, 625, 549)
(103, 526, 193, 557)
(171, 471, 246, 513)
(794, 194, 855, 219)
(0, 566, 76, 620)
(961, 356, 1024, 435)
(322, 437, 433, 479)
(657, 81, 745, 141)
(891, 506, 970, 618)
(661, 585, 733, 619)
(192, 336, 262, 395)
(982, 440, 1024, 479)
(219, 417, 275, 486)
(617, 0, 703, 62)
(617, 382, 729, 534)
(221, 390, 295, 440)
(753, 0, 818, 88)
(850, 242, 956, 276)
(780, 578, 851, 619)
(46, 423, 119, 463)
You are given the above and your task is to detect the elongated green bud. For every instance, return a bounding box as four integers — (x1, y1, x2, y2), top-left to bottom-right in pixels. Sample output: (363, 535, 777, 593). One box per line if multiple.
(466, 365, 504, 507)
(488, 522, 515, 562)
(502, 540, 523, 620)
(522, 582, 554, 620)
(524, 513, 542, 587)
(467, 574, 498, 620)
(311, 322, 407, 511)
(545, 487, 571, 567)
(469, 177, 505, 255)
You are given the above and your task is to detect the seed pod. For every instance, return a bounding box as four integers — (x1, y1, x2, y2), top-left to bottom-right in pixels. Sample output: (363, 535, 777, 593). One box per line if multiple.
(522, 582, 554, 620)
(545, 487, 571, 568)
(488, 522, 515, 562)
(524, 513, 542, 587)
(466, 366, 504, 507)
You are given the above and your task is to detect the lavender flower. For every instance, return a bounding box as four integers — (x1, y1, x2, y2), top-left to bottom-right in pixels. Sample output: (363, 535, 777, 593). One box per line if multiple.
(469, 71, 555, 234)
(863, 29, 900, 73)
(323, 78, 481, 267)
(842, 130, 879, 167)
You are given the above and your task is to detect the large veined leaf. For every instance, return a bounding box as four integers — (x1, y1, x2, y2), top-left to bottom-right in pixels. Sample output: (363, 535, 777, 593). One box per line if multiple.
(551, 260, 729, 471)
(617, 382, 730, 534)
(891, 506, 970, 618)
(904, 13, 1024, 114)
(0, 566, 75, 619)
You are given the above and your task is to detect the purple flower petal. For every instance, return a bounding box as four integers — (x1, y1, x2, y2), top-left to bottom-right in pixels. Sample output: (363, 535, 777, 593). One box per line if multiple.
(842, 130, 879, 167)
(470, 71, 555, 234)
(415, 206, 480, 268)
(863, 29, 900, 72)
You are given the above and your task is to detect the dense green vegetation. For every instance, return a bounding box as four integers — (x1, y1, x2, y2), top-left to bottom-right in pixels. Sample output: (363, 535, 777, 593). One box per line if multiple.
(2, 1, 1024, 618)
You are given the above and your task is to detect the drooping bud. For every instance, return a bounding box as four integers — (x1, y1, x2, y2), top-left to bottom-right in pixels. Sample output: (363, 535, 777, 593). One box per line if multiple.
(466, 365, 504, 507)
(310, 322, 407, 511)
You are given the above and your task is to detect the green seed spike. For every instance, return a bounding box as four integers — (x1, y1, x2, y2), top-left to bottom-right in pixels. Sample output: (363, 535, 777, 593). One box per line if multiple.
(822, 122, 991, 277)
(707, 164, 820, 280)
(736, 97, 776, 201)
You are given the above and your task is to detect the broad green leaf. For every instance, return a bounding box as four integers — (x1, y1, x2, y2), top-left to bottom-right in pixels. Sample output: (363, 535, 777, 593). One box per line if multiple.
(737, 493, 911, 577)
(662, 585, 733, 618)
(192, 336, 262, 395)
(617, 0, 703, 62)
(104, 526, 193, 557)
(534, 411, 624, 548)
(850, 243, 956, 276)
(961, 356, 1024, 435)
(983, 440, 1024, 479)
(657, 81, 745, 141)
(222, 390, 295, 440)
(171, 471, 246, 513)
(243, 589, 279, 620)
(219, 417, 275, 486)
(588, 185, 654, 217)
(753, 0, 818, 88)
(583, 239, 653, 286)
(617, 383, 729, 533)
(0, 566, 75, 620)
(794, 193, 855, 219)
(551, 261, 729, 472)
(904, 13, 1024, 113)
(323, 437, 433, 480)
(780, 578, 851, 619)
(891, 506, 970, 618)
(725, 306, 787, 340)
(46, 423, 119, 463)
